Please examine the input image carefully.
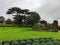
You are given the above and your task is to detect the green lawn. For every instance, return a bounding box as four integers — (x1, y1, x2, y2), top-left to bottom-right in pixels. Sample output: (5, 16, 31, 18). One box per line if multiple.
(0, 27, 60, 41)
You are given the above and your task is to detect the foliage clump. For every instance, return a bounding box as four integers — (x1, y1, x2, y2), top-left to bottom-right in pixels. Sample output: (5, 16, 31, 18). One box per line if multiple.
(2, 38, 60, 45)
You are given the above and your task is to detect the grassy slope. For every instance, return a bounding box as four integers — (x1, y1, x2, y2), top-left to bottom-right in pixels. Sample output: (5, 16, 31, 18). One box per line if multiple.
(0, 27, 60, 41)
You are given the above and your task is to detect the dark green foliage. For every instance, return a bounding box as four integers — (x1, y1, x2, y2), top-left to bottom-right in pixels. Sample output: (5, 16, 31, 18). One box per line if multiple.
(28, 38, 34, 41)
(3, 43, 10, 45)
(33, 39, 39, 42)
(58, 26, 60, 30)
(32, 23, 41, 30)
(46, 23, 52, 30)
(26, 40, 32, 44)
(0, 16, 5, 24)
(13, 15, 25, 26)
(2, 41, 10, 45)
(39, 20, 47, 25)
(2, 38, 60, 45)
(6, 7, 29, 26)
(11, 41, 19, 45)
(26, 44, 31, 45)
(52, 41, 60, 45)
(47, 42, 54, 45)
(6, 7, 21, 14)
(39, 20, 48, 30)
(25, 12, 40, 27)
(40, 42, 47, 45)
(20, 40, 26, 45)
(6, 7, 41, 27)
(6, 19, 13, 24)
(52, 20, 58, 32)
(32, 42, 40, 45)
(5, 7, 60, 32)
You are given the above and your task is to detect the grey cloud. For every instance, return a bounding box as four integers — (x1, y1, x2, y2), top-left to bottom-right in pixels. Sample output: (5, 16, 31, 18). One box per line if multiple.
(35, 0, 60, 24)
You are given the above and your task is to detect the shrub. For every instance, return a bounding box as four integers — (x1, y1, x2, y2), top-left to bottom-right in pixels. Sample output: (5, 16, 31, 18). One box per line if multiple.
(32, 42, 40, 45)
(1, 38, 60, 45)
(11, 41, 19, 45)
(33, 39, 39, 42)
(16, 40, 21, 43)
(5, 19, 13, 24)
(26, 44, 31, 45)
(20, 40, 26, 45)
(28, 38, 34, 41)
(53, 41, 60, 45)
(47, 42, 54, 45)
(39, 38, 45, 43)
(32, 23, 45, 31)
(26, 40, 32, 44)
(2, 41, 10, 45)
(3, 43, 10, 45)
(40, 42, 47, 45)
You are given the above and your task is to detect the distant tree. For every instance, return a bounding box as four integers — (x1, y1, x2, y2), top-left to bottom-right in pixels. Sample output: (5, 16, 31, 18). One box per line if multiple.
(47, 23, 52, 30)
(6, 7, 29, 26)
(39, 20, 47, 30)
(32, 23, 45, 30)
(39, 20, 47, 25)
(6, 7, 41, 27)
(6, 7, 21, 15)
(6, 7, 21, 25)
(52, 20, 58, 32)
(25, 12, 41, 27)
(6, 19, 12, 24)
(58, 26, 60, 30)
(0, 16, 5, 24)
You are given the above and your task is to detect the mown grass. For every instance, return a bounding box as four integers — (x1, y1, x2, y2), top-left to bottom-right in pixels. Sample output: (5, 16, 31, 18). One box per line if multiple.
(0, 27, 60, 41)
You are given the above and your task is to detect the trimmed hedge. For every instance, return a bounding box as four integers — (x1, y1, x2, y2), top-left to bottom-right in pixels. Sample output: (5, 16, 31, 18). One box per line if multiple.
(1, 38, 60, 45)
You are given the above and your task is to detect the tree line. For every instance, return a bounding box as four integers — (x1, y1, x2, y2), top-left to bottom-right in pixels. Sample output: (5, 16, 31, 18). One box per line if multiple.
(0, 7, 60, 32)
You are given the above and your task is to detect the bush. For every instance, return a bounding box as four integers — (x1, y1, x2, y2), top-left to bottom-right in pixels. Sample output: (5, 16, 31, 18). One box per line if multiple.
(2, 41, 10, 45)
(32, 23, 45, 31)
(26, 40, 32, 44)
(53, 41, 60, 45)
(40, 42, 47, 45)
(32, 42, 40, 45)
(39, 38, 45, 43)
(47, 42, 54, 45)
(1, 38, 60, 45)
(20, 40, 26, 45)
(26, 44, 31, 45)
(33, 39, 39, 42)
(11, 41, 19, 45)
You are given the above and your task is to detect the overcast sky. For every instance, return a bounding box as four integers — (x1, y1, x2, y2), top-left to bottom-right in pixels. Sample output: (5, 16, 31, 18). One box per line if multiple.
(0, 0, 60, 25)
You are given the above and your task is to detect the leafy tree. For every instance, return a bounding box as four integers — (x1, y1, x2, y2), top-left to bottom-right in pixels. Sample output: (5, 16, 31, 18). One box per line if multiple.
(5, 19, 12, 24)
(6, 7, 21, 15)
(0, 16, 5, 24)
(47, 23, 52, 30)
(39, 20, 47, 25)
(52, 20, 58, 32)
(6, 7, 41, 27)
(6, 7, 29, 26)
(25, 12, 40, 27)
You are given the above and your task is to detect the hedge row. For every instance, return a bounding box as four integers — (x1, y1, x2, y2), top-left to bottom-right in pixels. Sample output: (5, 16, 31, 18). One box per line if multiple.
(1, 38, 60, 45)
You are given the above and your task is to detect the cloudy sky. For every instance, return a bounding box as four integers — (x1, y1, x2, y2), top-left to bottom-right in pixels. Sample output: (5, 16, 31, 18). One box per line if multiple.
(0, 0, 60, 25)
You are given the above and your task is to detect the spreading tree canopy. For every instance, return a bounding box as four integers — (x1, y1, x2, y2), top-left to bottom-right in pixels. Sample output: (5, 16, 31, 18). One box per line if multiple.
(6, 7, 41, 26)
